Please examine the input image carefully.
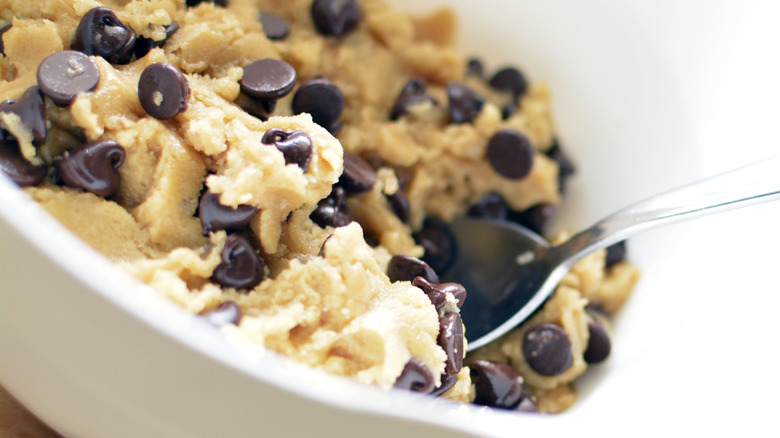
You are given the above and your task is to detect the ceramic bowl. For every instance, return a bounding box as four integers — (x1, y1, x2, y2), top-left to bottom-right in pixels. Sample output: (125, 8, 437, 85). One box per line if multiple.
(2, 1, 779, 436)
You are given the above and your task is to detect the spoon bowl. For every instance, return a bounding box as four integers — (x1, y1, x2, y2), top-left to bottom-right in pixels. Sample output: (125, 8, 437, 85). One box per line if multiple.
(444, 155, 780, 350)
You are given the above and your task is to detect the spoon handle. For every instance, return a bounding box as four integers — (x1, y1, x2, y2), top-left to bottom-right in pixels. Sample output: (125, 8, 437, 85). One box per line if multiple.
(554, 155, 780, 266)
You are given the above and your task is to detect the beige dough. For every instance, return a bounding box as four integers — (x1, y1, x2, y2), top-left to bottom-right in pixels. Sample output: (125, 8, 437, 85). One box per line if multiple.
(0, 0, 639, 410)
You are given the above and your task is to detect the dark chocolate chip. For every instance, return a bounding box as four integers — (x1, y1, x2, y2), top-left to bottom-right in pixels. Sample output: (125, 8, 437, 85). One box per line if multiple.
(546, 140, 576, 193)
(261, 128, 313, 172)
(413, 276, 445, 310)
(134, 21, 179, 58)
(487, 129, 535, 179)
(186, 0, 227, 7)
(0, 24, 11, 56)
(211, 234, 265, 290)
(311, 0, 361, 37)
(469, 360, 524, 409)
(259, 12, 290, 40)
(138, 63, 189, 120)
(55, 139, 125, 197)
(438, 312, 464, 375)
(489, 67, 528, 99)
(311, 186, 352, 228)
(387, 190, 410, 223)
(605, 240, 627, 267)
(292, 78, 345, 132)
(0, 139, 47, 187)
(467, 192, 509, 220)
(502, 101, 518, 120)
(37, 51, 101, 106)
(447, 81, 486, 124)
(390, 78, 438, 121)
(429, 373, 458, 397)
(584, 309, 611, 364)
(200, 300, 242, 327)
(393, 358, 434, 394)
(523, 324, 573, 376)
(412, 277, 466, 310)
(388, 254, 438, 283)
(240, 58, 297, 102)
(509, 204, 556, 236)
(198, 189, 258, 236)
(338, 152, 377, 194)
(466, 58, 483, 77)
(413, 218, 457, 274)
(0, 87, 47, 146)
(71, 7, 136, 65)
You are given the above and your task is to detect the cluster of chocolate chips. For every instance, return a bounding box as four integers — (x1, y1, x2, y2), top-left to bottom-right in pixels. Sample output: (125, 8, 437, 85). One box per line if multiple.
(197, 188, 265, 291)
(0, 83, 126, 197)
(389, 254, 467, 397)
(0, 6, 189, 191)
(389, 61, 541, 182)
(310, 151, 411, 231)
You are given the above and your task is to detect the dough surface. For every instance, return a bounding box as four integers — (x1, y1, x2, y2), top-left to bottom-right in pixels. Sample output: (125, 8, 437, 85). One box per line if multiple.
(0, 0, 639, 411)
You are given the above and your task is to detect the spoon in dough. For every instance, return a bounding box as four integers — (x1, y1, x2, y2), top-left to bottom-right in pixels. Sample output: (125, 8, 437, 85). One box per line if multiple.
(443, 156, 780, 351)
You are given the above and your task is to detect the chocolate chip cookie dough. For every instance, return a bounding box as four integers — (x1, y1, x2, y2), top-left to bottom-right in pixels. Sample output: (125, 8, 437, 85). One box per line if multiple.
(0, 0, 639, 413)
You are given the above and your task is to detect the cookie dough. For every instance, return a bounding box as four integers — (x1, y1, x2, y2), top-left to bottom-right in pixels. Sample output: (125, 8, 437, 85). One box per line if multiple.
(0, 0, 640, 412)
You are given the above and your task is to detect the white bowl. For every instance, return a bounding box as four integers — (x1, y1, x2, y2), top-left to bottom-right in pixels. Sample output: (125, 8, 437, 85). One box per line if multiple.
(2, 1, 780, 436)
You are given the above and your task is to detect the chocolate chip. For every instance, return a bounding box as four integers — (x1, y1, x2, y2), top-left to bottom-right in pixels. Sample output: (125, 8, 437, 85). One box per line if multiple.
(438, 312, 464, 375)
(546, 140, 576, 193)
(0, 24, 11, 56)
(584, 309, 611, 364)
(311, 0, 361, 37)
(487, 129, 535, 179)
(0, 139, 47, 187)
(429, 374, 458, 397)
(186, 0, 227, 7)
(469, 360, 524, 409)
(468, 192, 509, 220)
(387, 190, 410, 223)
(447, 82, 485, 124)
(412, 277, 466, 310)
(200, 301, 242, 327)
(311, 186, 352, 228)
(37, 51, 101, 106)
(388, 254, 438, 283)
(338, 152, 377, 194)
(292, 78, 345, 133)
(55, 140, 125, 197)
(0, 87, 46, 146)
(523, 324, 573, 376)
(489, 67, 528, 99)
(502, 101, 518, 120)
(466, 58, 484, 77)
(134, 22, 179, 58)
(390, 78, 438, 121)
(259, 12, 290, 40)
(198, 189, 258, 236)
(138, 63, 189, 120)
(393, 358, 434, 394)
(240, 58, 297, 103)
(211, 234, 265, 290)
(71, 7, 136, 65)
(413, 276, 446, 310)
(261, 128, 313, 172)
(413, 218, 457, 275)
(509, 203, 556, 236)
(605, 240, 627, 267)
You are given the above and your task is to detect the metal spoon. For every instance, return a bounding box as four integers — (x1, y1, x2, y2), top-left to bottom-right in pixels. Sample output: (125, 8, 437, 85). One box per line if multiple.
(443, 156, 780, 351)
